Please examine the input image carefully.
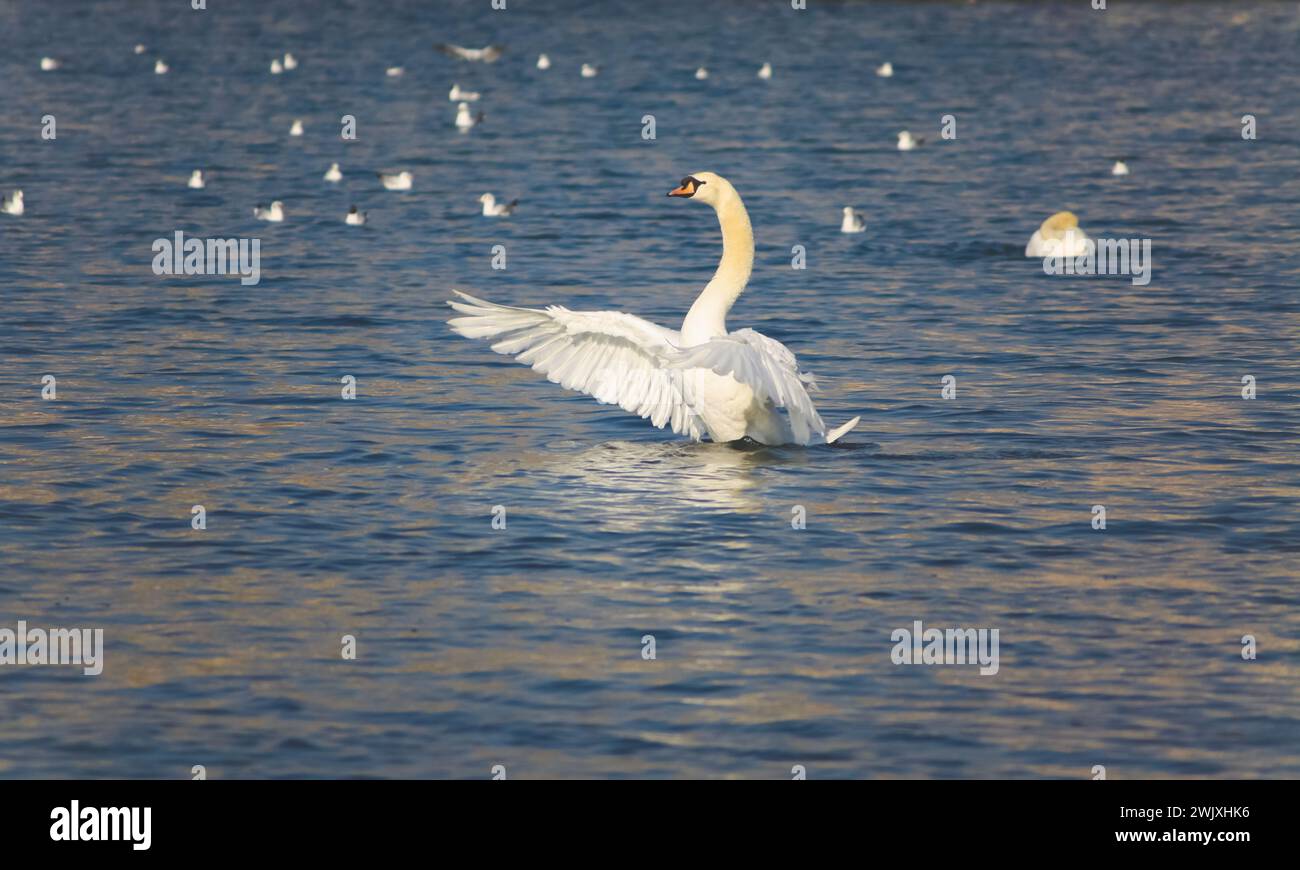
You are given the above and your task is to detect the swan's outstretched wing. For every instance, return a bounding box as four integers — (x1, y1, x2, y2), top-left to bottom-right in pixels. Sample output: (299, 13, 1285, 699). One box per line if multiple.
(668, 328, 827, 444)
(446, 291, 705, 439)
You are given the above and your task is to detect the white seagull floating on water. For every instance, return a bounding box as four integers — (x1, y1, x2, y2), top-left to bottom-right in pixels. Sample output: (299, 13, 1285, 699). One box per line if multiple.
(133, 44, 146, 55)
(449, 83, 480, 101)
(283, 53, 298, 71)
(536, 53, 551, 70)
(876, 62, 894, 77)
(757, 62, 772, 80)
(841, 207, 865, 234)
(386, 66, 404, 77)
(897, 130, 922, 150)
(447, 172, 860, 446)
(1025, 211, 1091, 257)
(154, 59, 169, 75)
(270, 58, 283, 74)
(2, 190, 23, 216)
(289, 119, 304, 136)
(436, 44, 502, 63)
(581, 63, 599, 78)
(324, 163, 343, 183)
(345, 206, 366, 226)
(695, 67, 709, 80)
(253, 201, 284, 222)
(1111, 160, 1130, 176)
(40, 57, 60, 71)
(479, 193, 518, 217)
(378, 171, 413, 191)
(188, 170, 205, 189)
(455, 102, 483, 130)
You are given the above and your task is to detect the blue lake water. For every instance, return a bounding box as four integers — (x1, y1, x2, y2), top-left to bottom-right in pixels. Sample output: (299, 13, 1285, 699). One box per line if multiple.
(1, 0, 1298, 778)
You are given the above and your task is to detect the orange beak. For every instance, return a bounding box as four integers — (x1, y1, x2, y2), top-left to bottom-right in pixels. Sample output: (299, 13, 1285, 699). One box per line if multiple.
(667, 180, 696, 197)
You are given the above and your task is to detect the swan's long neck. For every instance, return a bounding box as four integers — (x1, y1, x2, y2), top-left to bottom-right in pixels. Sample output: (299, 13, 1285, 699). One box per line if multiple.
(681, 189, 753, 345)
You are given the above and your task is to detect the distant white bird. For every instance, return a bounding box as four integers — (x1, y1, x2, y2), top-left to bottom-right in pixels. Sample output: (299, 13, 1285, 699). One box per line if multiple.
(289, 119, 304, 136)
(1, 190, 24, 216)
(757, 62, 772, 80)
(897, 130, 922, 151)
(270, 58, 283, 74)
(378, 171, 413, 191)
(386, 66, 405, 77)
(581, 63, 599, 78)
(695, 67, 709, 80)
(537, 53, 551, 70)
(455, 102, 483, 130)
(133, 44, 146, 55)
(436, 43, 502, 63)
(283, 53, 298, 70)
(40, 57, 60, 71)
(324, 163, 343, 183)
(154, 59, 169, 75)
(188, 170, 206, 189)
(479, 193, 518, 217)
(1111, 160, 1130, 176)
(253, 201, 285, 222)
(1025, 211, 1091, 257)
(345, 206, 366, 226)
(840, 207, 865, 234)
(876, 62, 894, 77)
(446, 172, 861, 446)
(449, 83, 480, 101)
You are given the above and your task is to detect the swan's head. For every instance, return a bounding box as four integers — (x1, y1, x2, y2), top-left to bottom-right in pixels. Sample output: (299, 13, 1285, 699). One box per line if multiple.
(1040, 211, 1079, 237)
(667, 171, 730, 207)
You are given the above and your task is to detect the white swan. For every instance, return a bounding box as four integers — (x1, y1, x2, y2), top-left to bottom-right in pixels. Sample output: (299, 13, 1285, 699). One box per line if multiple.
(154, 59, 169, 75)
(1111, 160, 1130, 176)
(479, 193, 518, 216)
(757, 62, 772, 80)
(449, 83, 480, 101)
(897, 130, 922, 151)
(378, 171, 413, 191)
(324, 162, 343, 183)
(581, 63, 599, 78)
(1025, 211, 1091, 257)
(455, 102, 482, 130)
(537, 53, 551, 70)
(841, 206, 865, 234)
(345, 206, 366, 226)
(436, 44, 502, 63)
(2, 190, 23, 216)
(447, 172, 860, 446)
(253, 201, 284, 222)
(188, 169, 205, 189)
(876, 62, 893, 77)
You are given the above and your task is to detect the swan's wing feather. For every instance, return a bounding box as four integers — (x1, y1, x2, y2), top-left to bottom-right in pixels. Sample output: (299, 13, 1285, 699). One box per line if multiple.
(446, 291, 704, 439)
(668, 328, 826, 443)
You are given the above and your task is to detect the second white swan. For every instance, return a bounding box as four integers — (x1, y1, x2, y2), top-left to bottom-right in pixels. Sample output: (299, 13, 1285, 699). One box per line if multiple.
(447, 172, 860, 446)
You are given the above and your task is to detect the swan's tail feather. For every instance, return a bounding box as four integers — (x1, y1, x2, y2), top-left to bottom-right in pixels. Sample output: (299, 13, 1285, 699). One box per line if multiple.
(825, 416, 860, 444)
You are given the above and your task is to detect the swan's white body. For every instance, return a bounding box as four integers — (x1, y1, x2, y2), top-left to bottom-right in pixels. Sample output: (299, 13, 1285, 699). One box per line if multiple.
(1111, 160, 1130, 176)
(2, 190, 23, 216)
(253, 201, 284, 222)
(324, 163, 343, 183)
(449, 84, 480, 101)
(757, 62, 772, 80)
(876, 62, 893, 77)
(841, 207, 865, 234)
(379, 171, 412, 190)
(1025, 211, 1091, 257)
(188, 170, 205, 189)
(447, 172, 859, 446)
(479, 193, 517, 216)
